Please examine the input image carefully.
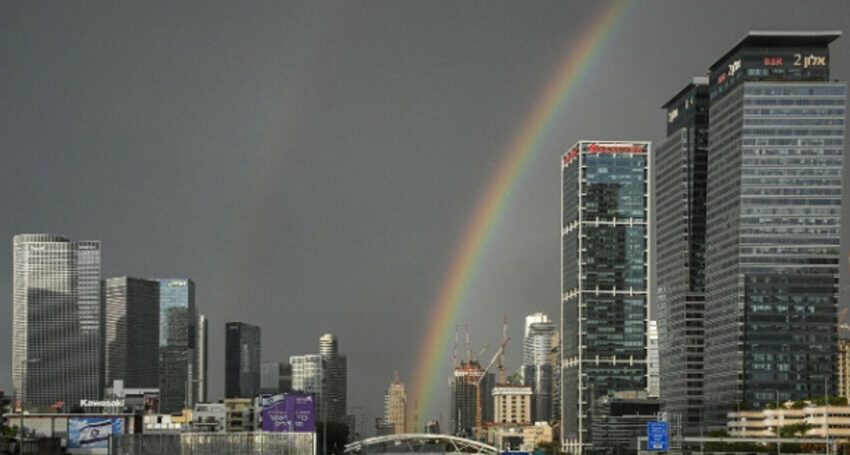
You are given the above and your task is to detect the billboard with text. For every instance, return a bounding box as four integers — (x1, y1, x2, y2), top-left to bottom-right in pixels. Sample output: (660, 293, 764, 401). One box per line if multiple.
(262, 393, 316, 432)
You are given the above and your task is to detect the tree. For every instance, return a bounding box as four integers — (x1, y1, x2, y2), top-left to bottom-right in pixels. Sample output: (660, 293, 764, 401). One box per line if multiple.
(779, 422, 812, 438)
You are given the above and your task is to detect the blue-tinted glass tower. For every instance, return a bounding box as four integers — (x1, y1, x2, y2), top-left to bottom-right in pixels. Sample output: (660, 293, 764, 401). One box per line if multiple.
(560, 142, 650, 454)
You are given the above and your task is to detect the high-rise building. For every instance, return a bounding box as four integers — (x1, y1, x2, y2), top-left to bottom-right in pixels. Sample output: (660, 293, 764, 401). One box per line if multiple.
(480, 372, 495, 424)
(260, 362, 293, 395)
(522, 313, 558, 423)
(450, 360, 484, 437)
(656, 77, 709, 433)
(12, 234, 102, 409)
(196, 314, 209, 403)
(493, 385, 533, 425)
(560, 141, 651, 454)
(384, 372, 407, 434)
(703, 31, 845, 425)
(103, 277, 160, 389)
(158, 278, 196, 413)
(290, 354, 324, 418)
(319, 334, 348, 423)
(225, 322, 261, 399)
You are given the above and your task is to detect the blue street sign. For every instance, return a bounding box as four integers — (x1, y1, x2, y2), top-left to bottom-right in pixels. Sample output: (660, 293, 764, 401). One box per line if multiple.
(647, 421, 668, 451)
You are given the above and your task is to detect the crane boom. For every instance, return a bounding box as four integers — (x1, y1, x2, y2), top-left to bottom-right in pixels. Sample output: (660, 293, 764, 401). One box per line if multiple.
(477, 336, 510, 386)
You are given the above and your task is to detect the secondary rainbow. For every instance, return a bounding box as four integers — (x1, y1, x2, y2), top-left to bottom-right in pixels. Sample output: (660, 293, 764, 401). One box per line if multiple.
(410, 0, 632, 420)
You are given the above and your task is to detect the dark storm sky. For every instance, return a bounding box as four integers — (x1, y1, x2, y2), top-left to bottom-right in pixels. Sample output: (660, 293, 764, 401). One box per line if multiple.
(1, 0, 849, 431)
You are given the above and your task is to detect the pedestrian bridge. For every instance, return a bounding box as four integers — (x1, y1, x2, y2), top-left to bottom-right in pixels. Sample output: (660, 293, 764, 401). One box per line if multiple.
(344, 434, 499, 455)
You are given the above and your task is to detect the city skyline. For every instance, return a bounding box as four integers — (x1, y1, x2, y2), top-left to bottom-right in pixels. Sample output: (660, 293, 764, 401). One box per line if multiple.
(1, 0, 850, 426)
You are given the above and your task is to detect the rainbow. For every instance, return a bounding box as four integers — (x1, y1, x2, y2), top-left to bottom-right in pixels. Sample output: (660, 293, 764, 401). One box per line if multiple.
(410, 0, 632, 420)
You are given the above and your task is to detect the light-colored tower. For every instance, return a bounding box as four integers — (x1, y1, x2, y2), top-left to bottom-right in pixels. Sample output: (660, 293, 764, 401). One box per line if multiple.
(522, 313, 558, 423)
(196, 314, 209, 403)
(13, 234, 102, 409)
(384, 372, 407, 434)
(493, 385, 533, 425)
(290, 354, 324, 419)
(320, 333, 348, 423)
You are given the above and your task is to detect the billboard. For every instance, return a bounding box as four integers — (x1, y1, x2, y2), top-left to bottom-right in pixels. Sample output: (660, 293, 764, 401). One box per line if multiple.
(262, 393, 316, 432)
(68, 417, 125, 453)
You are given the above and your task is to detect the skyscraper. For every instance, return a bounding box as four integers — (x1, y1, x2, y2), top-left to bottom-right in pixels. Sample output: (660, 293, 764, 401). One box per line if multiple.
(560, 141, 651, 454)
(319, 333, 348, 423)
(103, 277, 160, 389)
(522, 313, 558, 423)
(450, 360, 483, 437)
(656, 77, 709, 433)
(290, 354, 324, 419)
(12, 234, 102, 409)
(196, 314, 209, 403)
(703, 31, 845, 424)
(384, 372, 407, 434)
(260, 362, 293, 395)
(158, 278, 196, 413)
(225, 322, 261, 399)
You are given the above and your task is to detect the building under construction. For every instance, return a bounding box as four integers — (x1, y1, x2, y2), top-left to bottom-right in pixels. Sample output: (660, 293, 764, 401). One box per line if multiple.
(450, 361, 485, 438)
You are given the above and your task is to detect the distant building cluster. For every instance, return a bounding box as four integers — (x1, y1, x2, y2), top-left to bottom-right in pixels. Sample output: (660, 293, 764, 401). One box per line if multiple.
(11, 234, 208, 416)
(6, 233, 350, 455)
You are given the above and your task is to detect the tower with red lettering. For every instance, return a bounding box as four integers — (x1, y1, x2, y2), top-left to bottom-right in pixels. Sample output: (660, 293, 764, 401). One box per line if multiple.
(560, 141, 651, 454)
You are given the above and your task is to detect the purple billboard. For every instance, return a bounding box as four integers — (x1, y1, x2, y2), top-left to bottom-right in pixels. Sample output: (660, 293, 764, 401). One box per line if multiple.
(263, 393, 316, 432)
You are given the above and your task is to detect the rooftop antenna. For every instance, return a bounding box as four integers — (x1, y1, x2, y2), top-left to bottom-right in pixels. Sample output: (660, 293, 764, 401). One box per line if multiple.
(465, 324, 471, 364)
(452, 325, 459, 368)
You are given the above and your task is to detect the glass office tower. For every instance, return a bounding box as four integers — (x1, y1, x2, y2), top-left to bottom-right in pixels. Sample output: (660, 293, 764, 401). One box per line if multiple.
(158, 278, 196, 413)
(704, 31, 845, 426)
(523, 314, 558, 423)
(560, 142, 650, 454)
(12, 234, 102, 409)
(225, 322, 261, 399)
(656, 78, 709, 433)
(103, 277, 160, 389)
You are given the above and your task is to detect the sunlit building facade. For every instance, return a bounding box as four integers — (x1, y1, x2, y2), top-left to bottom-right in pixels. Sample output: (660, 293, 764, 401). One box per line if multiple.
(384, 372, 407, 434)
(12, 234, 102, 409)
(320, 333, 348, 423)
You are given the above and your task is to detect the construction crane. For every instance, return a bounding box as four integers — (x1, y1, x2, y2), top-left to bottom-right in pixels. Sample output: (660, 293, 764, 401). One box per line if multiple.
(474, 315, 510, 440)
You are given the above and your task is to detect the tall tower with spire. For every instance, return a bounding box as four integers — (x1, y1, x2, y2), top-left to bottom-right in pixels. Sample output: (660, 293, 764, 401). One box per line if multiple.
(384, 371, 407, 434)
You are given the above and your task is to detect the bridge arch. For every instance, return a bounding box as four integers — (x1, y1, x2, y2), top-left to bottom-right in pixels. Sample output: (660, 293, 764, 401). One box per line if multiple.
(344, 433, 499, 455)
